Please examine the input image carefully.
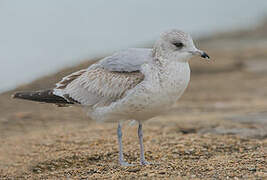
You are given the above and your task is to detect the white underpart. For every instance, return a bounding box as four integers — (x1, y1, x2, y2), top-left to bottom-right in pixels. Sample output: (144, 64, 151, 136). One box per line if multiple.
(89, 60, 190, 122)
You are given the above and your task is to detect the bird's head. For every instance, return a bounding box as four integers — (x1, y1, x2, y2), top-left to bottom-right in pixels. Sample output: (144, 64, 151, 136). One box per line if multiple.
(153, 29, 210, 62)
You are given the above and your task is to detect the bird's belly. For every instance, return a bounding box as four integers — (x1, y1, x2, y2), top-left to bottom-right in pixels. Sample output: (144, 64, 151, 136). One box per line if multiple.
(91, 62, 190, 122)
(117, 64, 190, 121)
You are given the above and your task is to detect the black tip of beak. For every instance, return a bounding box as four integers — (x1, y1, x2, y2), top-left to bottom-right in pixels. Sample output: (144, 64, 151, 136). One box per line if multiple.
(201, 52, 210, 59)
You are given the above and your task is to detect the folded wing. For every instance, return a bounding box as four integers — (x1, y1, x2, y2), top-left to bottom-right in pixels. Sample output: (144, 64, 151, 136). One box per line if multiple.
(53, 48, 153, 106)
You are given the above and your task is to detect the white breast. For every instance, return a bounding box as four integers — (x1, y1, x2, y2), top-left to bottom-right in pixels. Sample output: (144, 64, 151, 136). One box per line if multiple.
(136, 61, 190, 114)
(158, 61, 190, 103)
(89, 61, 191, 122)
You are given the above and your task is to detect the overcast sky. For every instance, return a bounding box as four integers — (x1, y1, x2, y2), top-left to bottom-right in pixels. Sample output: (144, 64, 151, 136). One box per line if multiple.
(1, 0, 267, 92)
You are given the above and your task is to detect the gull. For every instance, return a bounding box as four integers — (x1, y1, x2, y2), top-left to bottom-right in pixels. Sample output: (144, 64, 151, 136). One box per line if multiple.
(13, 30, 210, 166)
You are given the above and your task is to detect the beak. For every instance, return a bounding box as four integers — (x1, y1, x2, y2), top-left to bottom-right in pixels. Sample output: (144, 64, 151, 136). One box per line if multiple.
(190, 49, 210, 60)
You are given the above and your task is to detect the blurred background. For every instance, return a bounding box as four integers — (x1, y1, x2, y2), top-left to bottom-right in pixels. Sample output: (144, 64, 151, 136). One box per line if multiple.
(1, 1, 267, 179)
(1, 0, 267, 92)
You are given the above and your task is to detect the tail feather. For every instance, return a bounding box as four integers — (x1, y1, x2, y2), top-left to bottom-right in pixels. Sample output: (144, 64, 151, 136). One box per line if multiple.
(12, 89, 73, 104)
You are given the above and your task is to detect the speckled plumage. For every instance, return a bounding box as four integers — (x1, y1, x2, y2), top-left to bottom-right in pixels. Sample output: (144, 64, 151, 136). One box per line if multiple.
(53, 30, 206, 123)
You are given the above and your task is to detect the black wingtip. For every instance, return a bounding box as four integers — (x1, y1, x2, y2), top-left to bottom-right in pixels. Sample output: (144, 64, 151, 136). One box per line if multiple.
(12, 92, 21, 99)
(12, 92, 31, 100)
(12, 90, 76, 104)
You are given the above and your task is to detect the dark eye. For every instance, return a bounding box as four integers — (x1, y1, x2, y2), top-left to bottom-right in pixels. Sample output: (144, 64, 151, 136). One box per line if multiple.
(173, 42, 184, 49)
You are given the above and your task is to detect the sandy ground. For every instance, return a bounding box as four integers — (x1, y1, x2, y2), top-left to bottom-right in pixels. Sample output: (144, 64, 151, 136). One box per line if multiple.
(0, 22, 267, 179)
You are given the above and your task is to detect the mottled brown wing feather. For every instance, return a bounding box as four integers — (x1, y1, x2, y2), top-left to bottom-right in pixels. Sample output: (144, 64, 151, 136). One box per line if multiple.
(56, 69, 87, 89)
(54, 66, 144, 106)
